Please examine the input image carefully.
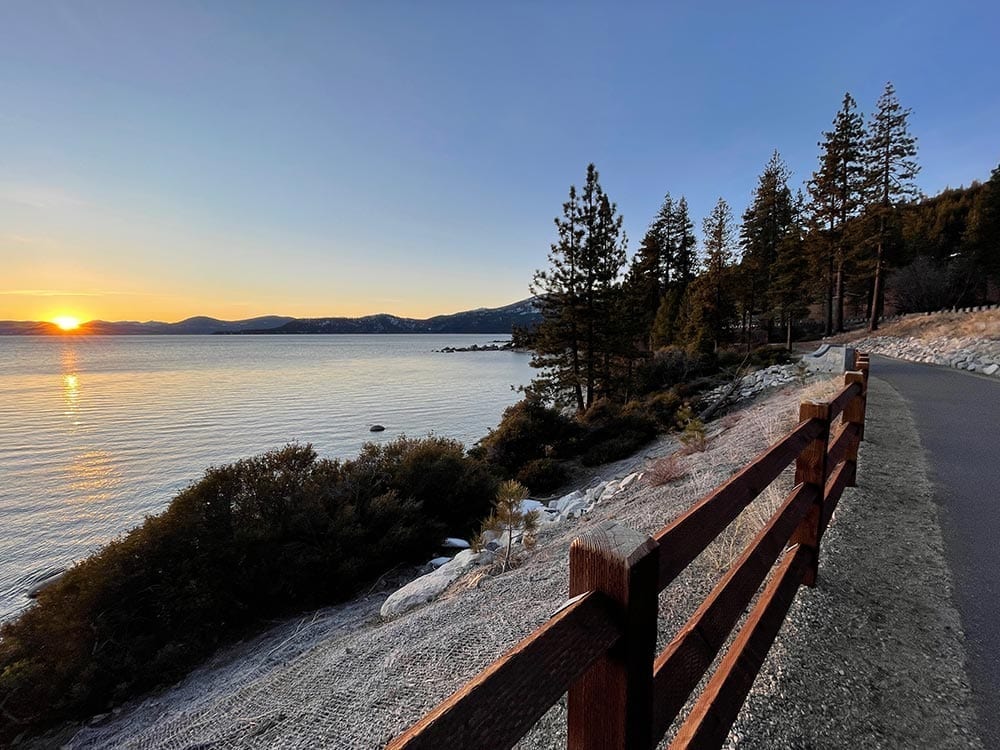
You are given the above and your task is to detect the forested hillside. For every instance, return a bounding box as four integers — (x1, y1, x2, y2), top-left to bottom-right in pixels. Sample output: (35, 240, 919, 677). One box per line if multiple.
(527, 82, 999, 410)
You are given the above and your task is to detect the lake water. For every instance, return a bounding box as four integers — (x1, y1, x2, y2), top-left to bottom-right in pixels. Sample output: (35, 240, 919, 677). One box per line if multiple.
(0, 335, 534, 620)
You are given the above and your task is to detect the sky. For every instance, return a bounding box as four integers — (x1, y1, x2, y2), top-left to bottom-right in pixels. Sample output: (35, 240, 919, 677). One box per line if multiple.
(1, 1, 998, 323)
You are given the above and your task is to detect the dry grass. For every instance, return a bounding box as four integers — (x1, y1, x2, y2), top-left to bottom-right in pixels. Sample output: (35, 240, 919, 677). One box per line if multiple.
(720, 412, 742, 430)
(702, 479, 790, 573)
(798, 375, 844, 405)
(646, 454, 688, 487)
(833, 308, 1000, 343)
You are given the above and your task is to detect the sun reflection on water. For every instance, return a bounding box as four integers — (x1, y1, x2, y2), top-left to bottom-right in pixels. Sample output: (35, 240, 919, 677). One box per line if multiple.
(61, 345, 81, 423)
(68, 450, 122, 506)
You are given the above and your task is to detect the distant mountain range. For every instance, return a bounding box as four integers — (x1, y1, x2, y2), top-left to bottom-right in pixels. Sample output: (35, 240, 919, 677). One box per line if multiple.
(0, 299, 541, 336)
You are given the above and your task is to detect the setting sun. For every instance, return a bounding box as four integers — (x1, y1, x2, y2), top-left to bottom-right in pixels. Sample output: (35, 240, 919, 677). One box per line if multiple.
(52, 316, 81, 331)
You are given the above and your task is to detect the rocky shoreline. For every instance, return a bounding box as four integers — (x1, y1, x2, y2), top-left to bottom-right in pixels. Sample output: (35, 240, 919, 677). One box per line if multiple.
(435, 341, 515, 353)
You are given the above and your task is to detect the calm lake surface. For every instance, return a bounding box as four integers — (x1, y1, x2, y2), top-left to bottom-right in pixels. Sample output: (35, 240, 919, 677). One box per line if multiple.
(0, 335, 534, 620)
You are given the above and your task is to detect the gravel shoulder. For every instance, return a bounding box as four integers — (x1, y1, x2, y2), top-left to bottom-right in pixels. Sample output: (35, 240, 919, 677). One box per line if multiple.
(731, 375, 982, 749)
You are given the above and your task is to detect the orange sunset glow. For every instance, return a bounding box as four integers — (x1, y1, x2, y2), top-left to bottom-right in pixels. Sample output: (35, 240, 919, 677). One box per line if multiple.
(52, 315, 81, 331)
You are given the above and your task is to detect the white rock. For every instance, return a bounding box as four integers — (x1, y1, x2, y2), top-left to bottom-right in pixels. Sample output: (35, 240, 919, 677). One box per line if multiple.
(558, 498, 589, 521)
(441, 537, 470, 549)
(380, 549, 488, 618)
(552, 490, 584, 512)
(984, 364, 999, 376)
(619, 472, 640, 490)
(584, 484, 605, 505)
(519, 499, 546, 515)
(536, 507, 561, 524)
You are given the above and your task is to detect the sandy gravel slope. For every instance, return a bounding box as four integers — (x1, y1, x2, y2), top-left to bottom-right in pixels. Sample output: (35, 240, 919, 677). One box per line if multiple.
(60, 375, 981, 749)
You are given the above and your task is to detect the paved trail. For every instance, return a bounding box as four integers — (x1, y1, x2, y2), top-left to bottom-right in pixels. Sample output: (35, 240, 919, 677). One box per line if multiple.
(873, 355, 1000, 747)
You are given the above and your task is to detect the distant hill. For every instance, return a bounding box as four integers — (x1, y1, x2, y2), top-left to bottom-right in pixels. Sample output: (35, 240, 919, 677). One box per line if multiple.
(0, 300, 540, 336)
(260, 298, 539, 335)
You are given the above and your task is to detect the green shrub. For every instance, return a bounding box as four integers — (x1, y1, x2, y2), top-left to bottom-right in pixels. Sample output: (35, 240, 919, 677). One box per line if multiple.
(576, 399, 658, 466)
(749, 346, 793, 368)
(477, 397, 578, 474)
(515, 458, 568, 495)
(581, 432, 651, 466)
(634, 347, 712, 395)
(676, 404, 708, 453)
(0, 439, 496, 742)
(626, 389, 681, 429)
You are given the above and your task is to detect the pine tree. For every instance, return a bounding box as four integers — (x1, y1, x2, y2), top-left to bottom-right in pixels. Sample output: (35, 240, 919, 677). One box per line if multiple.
(479, 480, 538, 573)
(864, 82, 920, 331)
(808, 93, 867, 334)
(653, 193, 678, 291)
(964, 163, 1000, 282)
(768, 191, 811, 349)
(680, 198, 735, 353)
(673, 197, 698, 286)
(530, 164, 627, 411)
(740, 151, 795, 347)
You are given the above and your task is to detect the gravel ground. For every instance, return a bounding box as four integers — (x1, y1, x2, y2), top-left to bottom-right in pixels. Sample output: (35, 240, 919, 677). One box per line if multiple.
(57, 373, 982, 749)
(728, 375, 982, 749)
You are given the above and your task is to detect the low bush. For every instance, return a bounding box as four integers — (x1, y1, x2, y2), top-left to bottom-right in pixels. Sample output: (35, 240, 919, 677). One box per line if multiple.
(515, 458, 568, 495)
(635, 347, 712, 395)
(628, 389, 681, 429)
(476, 396, 578, 475)
(676, 404, 708, 453)
(0, 438, 496, 741)
(581, 432, 652, 466)
(576, 399, 658, 467)
(646, 454, 688, 486)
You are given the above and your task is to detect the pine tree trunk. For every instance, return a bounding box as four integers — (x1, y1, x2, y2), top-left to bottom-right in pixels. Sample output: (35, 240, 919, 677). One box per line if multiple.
(868, 213, 886, 332)
(869, 248, 883, 332)
(825, 254, 834, 337)
(786, 313, 792, 351)
(834, 257, 845, 333)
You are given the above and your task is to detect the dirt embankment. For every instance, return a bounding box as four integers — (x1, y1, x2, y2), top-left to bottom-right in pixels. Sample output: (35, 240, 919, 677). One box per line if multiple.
(60, 373, 981, 749)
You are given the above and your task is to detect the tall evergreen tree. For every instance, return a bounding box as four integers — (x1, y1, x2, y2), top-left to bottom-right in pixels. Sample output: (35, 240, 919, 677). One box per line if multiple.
(964, 163, 1000, 282)
(768, 190, 811, 349)
(653, 193, 678, 291)
(673, 196, 698, 286)
(679, 198, 736, 353)
(530, 164, 626, 411)
(740, 151, 795, 346)
(808, 93, 866, 333)
(864, 82, 920, 331)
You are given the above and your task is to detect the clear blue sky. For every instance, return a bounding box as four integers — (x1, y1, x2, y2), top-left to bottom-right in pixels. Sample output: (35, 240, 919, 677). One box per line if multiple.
(1, 0, 997, 322)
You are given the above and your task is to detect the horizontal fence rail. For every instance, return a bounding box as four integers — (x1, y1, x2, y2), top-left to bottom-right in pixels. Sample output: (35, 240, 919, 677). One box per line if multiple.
(387, 353, 871, 750)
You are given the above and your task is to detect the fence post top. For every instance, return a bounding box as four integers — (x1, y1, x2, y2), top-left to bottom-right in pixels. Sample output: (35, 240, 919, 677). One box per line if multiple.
(571, 521, 657, 567)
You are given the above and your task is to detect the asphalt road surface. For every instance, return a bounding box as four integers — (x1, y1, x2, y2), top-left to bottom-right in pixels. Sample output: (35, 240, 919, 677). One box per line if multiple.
(873, 355, 1000, 747)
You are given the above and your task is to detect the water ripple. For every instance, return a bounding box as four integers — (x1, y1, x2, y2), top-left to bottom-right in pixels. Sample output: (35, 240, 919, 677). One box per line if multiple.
(0, 335, 533, 620)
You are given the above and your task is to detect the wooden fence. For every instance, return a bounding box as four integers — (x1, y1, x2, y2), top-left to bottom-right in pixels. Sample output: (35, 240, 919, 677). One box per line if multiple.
(387, 352, 871, 750)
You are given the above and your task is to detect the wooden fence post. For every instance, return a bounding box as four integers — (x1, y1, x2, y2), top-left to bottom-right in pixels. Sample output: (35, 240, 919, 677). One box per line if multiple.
(854, 353, 870, 441)
(842, 371, 865, 487)
(568, 521, 659, 750)
(791, 401, 830, 587)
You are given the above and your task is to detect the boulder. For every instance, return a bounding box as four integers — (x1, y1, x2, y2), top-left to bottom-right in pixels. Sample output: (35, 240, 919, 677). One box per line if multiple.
(519, 499, 547, 515)
(558, 498, 589, 521)
(369, 424, 386, 432)
(619, 472, 641, 490)
(441, 537, 470, 550)
(380, 549, 488, 618)
(983, 364, 999, 376)
(551, 490, 584, 512)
